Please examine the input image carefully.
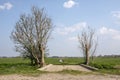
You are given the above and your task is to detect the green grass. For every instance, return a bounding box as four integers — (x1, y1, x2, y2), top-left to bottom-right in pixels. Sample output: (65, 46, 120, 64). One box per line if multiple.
(0, 57, 120, 75)
(89, 57, 120, 75)
(45, 57, 84, 65)
(0, 57, 84, 75)
(0, 57, 45, 75)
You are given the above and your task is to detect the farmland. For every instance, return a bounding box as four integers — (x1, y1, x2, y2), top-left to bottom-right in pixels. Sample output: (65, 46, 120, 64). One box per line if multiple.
(0, 57, 120, 75)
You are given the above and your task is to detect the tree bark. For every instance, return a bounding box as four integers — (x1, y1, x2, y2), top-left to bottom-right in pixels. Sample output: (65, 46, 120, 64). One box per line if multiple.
(86, 53, 89, 65)
(85, 48, 89, 65)
(40, 47, 45, 67)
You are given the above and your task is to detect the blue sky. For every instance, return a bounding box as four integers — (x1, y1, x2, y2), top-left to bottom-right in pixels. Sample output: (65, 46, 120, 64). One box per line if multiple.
(0, 0, 120, 57)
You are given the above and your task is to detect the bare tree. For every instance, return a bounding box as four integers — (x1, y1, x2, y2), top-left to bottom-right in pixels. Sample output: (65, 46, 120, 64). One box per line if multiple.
(78, 27, 97, 65)
(10, 6, 53, 67)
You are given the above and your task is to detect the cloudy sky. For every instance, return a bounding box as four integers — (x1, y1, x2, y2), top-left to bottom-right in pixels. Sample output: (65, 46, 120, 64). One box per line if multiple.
(0, 0, 120, 57)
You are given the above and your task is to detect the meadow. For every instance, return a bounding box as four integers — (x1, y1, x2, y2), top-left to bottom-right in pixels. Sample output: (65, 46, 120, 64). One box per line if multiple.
(0, 57, 120, 75)
(90, 57, 120, 75)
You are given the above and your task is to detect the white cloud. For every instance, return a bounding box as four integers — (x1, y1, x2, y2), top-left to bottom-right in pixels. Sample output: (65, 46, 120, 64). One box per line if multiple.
(111, 11, 120, 24)
(99, 27, 108, 34)
(114, 35, 120, 40)
(0, 2, 13, 11)
(68, 36, 78, 41)
(99, 27, 120, 40)
(112, 11, 120, 19)
(56, 22, 87, 35)
(63, 0, 78, 8)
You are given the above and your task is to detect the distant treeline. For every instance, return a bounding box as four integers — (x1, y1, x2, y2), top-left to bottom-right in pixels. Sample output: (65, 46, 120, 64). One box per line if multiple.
(97, 54, 120, 58)
(0, 56, 21, 58)
(0, 55, 120, 58)
(50, 55, 120, 58)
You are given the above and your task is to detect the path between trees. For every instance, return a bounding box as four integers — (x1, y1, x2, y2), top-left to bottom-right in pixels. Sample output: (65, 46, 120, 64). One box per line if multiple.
(38, 64, 92, 72)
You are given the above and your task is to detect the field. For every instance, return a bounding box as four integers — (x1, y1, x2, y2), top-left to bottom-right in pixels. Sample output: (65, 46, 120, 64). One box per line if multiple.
(90, 57, 120, 75)
(0, 57, 120, 75)
(0, 57, 38, 75)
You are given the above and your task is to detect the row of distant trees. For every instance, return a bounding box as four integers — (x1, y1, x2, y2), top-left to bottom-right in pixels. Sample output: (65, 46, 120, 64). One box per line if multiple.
(10, 6, 98, 67)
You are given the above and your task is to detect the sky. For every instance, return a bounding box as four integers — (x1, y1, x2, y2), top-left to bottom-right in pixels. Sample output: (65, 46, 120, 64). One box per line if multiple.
(0, 0, 120, 57)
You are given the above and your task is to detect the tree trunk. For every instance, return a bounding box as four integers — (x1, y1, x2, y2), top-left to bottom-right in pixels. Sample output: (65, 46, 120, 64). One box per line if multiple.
(40, 47, 45, 67)
(85, 48, 89, 65)
(36, 57, 41, 67)
(30, 53, 36, 66)
(86, 53, 89, 65)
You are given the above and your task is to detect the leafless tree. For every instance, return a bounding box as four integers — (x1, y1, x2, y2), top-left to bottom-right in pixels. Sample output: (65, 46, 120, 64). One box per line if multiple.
(10, 6, 53, 67)
(78, 27, 98, 65)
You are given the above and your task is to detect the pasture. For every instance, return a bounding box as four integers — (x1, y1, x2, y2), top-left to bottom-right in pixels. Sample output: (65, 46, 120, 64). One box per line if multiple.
(0, 57, 120, 75)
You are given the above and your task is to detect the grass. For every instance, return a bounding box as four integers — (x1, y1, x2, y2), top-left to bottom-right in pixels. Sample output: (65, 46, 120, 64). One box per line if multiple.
(0, 57, 84, 75)
(45, 57, 84, 65)
(89, 57, 120, 75)
(0, 57, 120, 75)
(0, 57, 45, 75)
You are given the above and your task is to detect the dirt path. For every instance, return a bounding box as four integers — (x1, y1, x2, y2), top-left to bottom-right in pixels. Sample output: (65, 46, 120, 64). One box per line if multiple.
(0, 65, 120, 80)
(38, 64, 91, 72)
(0, 73, 120, 80)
